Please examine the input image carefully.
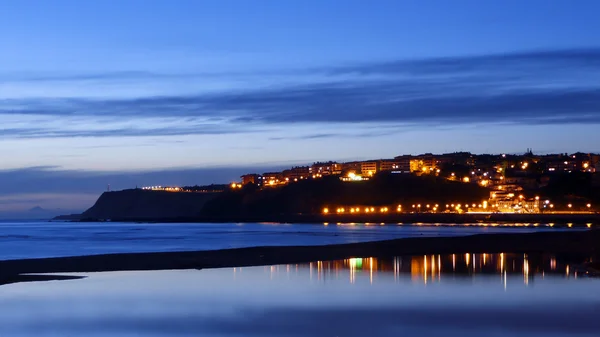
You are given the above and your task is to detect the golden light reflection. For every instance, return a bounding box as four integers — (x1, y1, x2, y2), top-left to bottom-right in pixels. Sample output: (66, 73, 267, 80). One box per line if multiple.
(452, 254, 456, 271)
(263, 254, 580, 287)
(523, 254, 529, 286)
(423, 255, 428, 284)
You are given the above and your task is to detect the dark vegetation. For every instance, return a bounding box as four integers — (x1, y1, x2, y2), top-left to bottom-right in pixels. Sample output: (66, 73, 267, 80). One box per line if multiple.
(540, 172, 600, 205)
(200, 173, 490, 216)
(82, 189, 218, 220)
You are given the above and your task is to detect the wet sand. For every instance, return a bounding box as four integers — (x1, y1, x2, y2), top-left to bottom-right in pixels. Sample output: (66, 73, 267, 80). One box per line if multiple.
(1, 230, 599, 277)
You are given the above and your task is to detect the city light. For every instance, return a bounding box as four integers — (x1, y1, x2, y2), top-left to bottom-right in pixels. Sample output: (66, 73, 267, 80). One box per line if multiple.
(323, 208, 329, 214)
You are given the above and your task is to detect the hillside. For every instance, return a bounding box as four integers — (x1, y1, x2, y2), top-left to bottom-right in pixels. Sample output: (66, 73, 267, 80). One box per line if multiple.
(77, 189, 219, 220)
(200, 173, 490, 216)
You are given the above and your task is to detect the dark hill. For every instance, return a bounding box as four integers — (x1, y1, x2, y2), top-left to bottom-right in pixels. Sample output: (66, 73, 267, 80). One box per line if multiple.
(80, 189, 219, 220)
(200, 173, 490, 216)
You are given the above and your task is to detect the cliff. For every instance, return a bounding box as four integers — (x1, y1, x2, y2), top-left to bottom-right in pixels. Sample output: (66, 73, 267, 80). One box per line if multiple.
(74, 189, 219, 220)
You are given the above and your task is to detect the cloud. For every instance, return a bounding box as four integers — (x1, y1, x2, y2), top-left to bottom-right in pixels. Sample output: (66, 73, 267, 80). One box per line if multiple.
(1, 48, 600, 139)
(0, 165, 291, 196)
(329, 48, 600, 76)
(0, 164, 300, 211)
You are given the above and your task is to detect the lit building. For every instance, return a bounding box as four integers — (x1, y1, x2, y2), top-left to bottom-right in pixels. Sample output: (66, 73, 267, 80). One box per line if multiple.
(309, 162, 342, 176)
(282, 166, 310, 181)
(503, 176, 538, 189)
(361, 161, 380, 177)
(342, 161, 362, 174)
(240, 174, 262, 186)
(489, 191, 541, 213)
(385, 156, 411, 172)
(262, 172, 283, 186)
(410, 154, 437, 173)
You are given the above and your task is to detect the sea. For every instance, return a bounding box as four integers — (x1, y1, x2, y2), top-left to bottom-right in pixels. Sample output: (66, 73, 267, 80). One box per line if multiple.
(1, 221, 597, 337)
(0, 220, 574, 260)
(2, 253, 599, 336)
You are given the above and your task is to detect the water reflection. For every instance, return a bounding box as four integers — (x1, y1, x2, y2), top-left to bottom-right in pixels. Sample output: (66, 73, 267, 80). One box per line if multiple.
(252, 253, 593, 286)
(2, 259, 599, 337)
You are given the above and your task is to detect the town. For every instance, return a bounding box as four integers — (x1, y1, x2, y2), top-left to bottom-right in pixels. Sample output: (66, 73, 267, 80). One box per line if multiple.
(141, 150, 600, 215)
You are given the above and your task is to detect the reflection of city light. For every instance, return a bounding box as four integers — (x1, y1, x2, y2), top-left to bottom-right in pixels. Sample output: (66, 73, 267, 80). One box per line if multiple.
(348, 258, 362, 269)
(281, 254, 580, 286)
(523, 254, 529, 286)
(424, 255, 428, 284)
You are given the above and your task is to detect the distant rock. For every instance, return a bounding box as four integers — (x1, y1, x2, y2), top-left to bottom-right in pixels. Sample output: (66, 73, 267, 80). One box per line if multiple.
(1, 206, 82, 220)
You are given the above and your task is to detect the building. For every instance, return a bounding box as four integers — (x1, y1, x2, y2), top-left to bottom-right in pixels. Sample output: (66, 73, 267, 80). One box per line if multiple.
(410, 154, 437, 173)
(262, 172, 283, 186)
(342, 161, 363, 174)
(240, 174, 261, 186)
(282, 166, 310, 181)
(503, 176, 538, 189)
(435, 152, 473, 166)
(489, 191, 540, 213)
(310, 162, 342, 176)
(545, 160, 577, 172)
(379, 160, 393, 172)
(388, 155, 412, 172)
(361, 161, 380, 177)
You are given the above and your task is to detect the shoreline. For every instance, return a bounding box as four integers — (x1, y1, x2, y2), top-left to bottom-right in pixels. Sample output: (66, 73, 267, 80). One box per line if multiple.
(58, 213, 600, 226)
(1, 230, 599, 277)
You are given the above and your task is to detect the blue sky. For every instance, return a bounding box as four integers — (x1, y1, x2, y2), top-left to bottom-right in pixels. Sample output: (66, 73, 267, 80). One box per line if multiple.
(1, 0, 600, 213)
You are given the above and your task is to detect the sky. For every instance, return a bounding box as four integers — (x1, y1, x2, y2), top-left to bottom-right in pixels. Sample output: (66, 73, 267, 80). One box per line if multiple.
(1, 0, 600, 213)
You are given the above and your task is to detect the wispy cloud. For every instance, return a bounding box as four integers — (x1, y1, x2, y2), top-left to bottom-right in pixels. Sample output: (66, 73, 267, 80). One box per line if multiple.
(1, 48, 600, 139)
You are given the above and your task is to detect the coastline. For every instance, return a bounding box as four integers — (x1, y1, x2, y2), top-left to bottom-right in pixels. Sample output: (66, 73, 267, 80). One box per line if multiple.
(63, 213, 600, 226)
(1, 230, 599, 277)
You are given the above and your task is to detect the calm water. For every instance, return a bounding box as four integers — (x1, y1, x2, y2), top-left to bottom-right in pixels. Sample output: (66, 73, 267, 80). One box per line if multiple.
(1, 253, 598, 336)
(0, 221, 571, 260)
